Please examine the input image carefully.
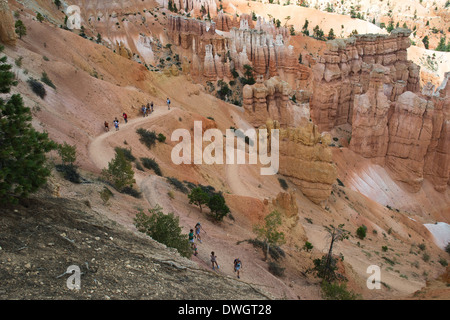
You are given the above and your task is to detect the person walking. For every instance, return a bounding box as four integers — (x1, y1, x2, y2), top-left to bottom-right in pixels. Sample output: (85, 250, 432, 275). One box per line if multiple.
(146, 103, 151, 115)
(189, 229, 195, 245)
(194, 222, 205, 243)
(113, 117, 119, 131)
(122, 112, 128, 124)
(150, 101, 154, 113)
(233, 258, 242, 279)
(142, 104, 146, 117)
(166, 97, 171, 110)
(104, 121, 109, 132)
(210, 251, 220, 270)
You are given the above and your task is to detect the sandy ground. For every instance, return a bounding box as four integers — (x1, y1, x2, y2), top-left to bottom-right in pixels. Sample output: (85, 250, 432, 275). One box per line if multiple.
(2, 0, 448, 300)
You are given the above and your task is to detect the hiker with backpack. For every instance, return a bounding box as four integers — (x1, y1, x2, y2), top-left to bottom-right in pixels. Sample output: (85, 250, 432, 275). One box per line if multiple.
(142, 104, 146, 117)
(150, 101, 154, 113)
(234, 258, 242, 279)
(113, 117, 119, 131)
(210, 251, 220, 270)
(167, 97, 171, 110)
(104, 121, 109, 132)
(122, 112, 128, 123)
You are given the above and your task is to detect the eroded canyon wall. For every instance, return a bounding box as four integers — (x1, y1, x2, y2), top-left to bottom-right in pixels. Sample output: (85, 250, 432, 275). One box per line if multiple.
(0, 0, 16, 45)
(310, 29, 419, 132)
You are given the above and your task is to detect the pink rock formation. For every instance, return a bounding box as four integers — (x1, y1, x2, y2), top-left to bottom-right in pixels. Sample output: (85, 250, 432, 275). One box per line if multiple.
(265, 120, 337, 204)
(423, 73, 450, 192)
(310, 29, 419, 132)
(385, 91, 434, 192)
(0, 0, 16, 45)
(243, 76, 293, 127)
(167, 14, 308, 87)
(350, 68, 390, 164)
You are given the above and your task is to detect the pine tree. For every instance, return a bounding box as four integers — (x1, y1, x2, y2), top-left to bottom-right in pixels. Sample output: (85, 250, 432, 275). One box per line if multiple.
(207, 193, 230, 221)
(302, 19, 309, 36)
(0, 46, 57, 204)
(54, 0, 62, 9)
(101, 148, 135, 192)
(15, 20, 27, 39)
(327, 28, 336, 40)
(422, 35, 429, 49)
(36, 12, 45, 23)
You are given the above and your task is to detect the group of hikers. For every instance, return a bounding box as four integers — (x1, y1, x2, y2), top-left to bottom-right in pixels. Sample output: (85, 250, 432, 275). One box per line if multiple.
(103, 98, 172, 132)
(189, 222, 243, 279)
(104, 116, 125, 132)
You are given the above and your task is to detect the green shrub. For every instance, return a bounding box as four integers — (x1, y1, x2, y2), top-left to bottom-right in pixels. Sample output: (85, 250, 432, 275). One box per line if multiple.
(134, 205, 192, 258)
(422, 252, 430, 262)
(57, 142, 76, 166)
(268, 261, 285, 277)
(136, 128, 157, 149)
(278, 178, 288, 190)
(121, 186, 142, 198)
(336, 178, 345, 187)
(166, 177, 188, 193)
(208, 193, 230, 221)
(135, 161, 144, 171)
(99, 186, 113, 204)
(314, 255, 338, 281)
(157, 133, 166, 143)
(55, 164, 81, 183)
(320, 281, 360, 300)
(140, 157, 162, 176)
(438, 258, 448, 267)
(418, 243, 426, 251)
(247, 239, 285, 261)
(356, 225, 367, 240)
(115, 147, 135, 162)
(382, 257, 396, 266)
(304, 241, 314, 251)
(41, 72, 56, 89)
(27, 78, 46, 99)
(382, 246, 388, 252)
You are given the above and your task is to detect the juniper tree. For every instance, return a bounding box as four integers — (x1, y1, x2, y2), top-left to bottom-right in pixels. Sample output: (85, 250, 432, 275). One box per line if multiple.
(253, 210, 286, 261)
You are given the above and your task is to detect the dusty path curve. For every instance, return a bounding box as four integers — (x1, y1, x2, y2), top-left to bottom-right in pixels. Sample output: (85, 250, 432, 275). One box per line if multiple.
(88, 107, 174, 172)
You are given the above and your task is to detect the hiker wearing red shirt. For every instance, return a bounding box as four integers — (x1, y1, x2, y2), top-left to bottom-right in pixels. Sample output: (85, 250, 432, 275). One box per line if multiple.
(123, 112, 128, 123)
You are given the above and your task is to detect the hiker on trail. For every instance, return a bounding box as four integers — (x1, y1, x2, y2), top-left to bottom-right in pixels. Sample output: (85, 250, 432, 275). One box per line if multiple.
(122, 112, 128, 124)
(167, 97, 171, 110)
(142, 104, 146, 117)
(189, 229, 195, 245)
(150, 101, 154, 113)
(210, 251, 220, 270)
(146, 103, 151, 115)
(104, 121, 109, 132)
(195, 222, 204, 243)
(234, 258, 242, 279)
(113, 117, 119, 131)
(192, 242, 198, 256)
